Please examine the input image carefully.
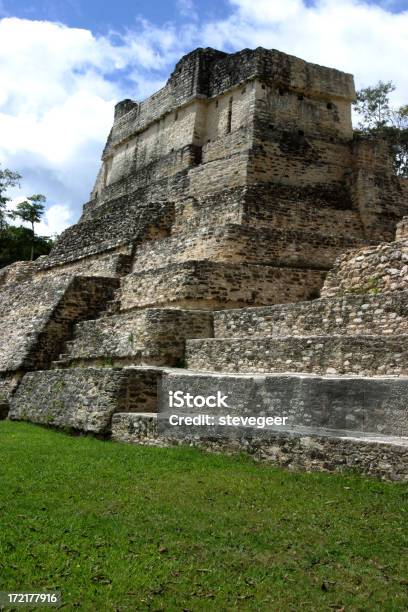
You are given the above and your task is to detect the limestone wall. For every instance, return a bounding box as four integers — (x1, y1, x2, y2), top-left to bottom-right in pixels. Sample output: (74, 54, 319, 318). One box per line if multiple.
(350, 139, 408, 241)
(131, 225, 368, 272)
(112, 412, 408, 482)
(396, 217, 408, 240)
(103, 102, 201, 188)
(40, 46, 405, 301)
(9, 367, 162, 433)
(37, 250, 133, 279)
(171, 186, 365, 239)
(171, 193, 245, 234)
(57, 309, 213, 367)
(241, 184, 365, 238)
(214, 291, 408, 338)
(41, 198, 174, 272)
(118, 262, 326, 311)
(104, 47, 354, 158)
(89, 147, 194, 211)
(322, 239, 408, 297)
(159, 372, 408, 437)
(253, 80, 353, 140)
(186, 335, 408, 377)
(90, 46, 356, 219)
(0, 275, 118, 374)
(0, 260, 40, 287)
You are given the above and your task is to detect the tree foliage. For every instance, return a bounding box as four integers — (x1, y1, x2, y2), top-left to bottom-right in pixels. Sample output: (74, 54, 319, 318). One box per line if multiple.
(0, 226, 54, 268)
(354, 80, 408, 177)
(0, 166, 54, 267)
(11, 194, 47, 260)
(0, 165, 21, 229)
(13, 195, 46, 230)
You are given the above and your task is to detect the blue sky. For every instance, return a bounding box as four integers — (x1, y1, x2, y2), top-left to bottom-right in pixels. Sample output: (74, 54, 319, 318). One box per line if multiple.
(1, 0, 231, 32)
(0, 0, 407, 235)
(3, 0, 408, 30)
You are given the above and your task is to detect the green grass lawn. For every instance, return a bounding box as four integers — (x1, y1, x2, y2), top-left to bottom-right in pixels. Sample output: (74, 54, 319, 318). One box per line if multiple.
(1, 422, 408, 611)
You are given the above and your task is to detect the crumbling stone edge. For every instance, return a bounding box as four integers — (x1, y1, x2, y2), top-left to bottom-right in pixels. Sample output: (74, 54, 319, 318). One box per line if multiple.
(110, 414, 408, 482)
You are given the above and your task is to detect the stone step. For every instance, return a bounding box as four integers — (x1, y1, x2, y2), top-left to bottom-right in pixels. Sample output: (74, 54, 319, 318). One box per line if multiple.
(9, 366, 167, 434)
(171, 188, 367, 239)
(0, 275, 119, 374)
(185, 335, 408, 376)
(112, 411, 408, 448)
(213, 291, 408, 339)
(39, 199, 173, 272)
(118, 261, 326, 311)
(9, 365, 408, 479)
(131, 224, 371, 273)
(110, 413, 408, 480)
(54, 308, 213, 368)
(157, 370, 408, 437)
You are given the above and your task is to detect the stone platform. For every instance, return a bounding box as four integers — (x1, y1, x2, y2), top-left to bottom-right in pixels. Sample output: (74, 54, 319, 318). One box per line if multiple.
(2, 46, 408, 479)
(111, 412, 408, 482)
(9, 367, 164, 434)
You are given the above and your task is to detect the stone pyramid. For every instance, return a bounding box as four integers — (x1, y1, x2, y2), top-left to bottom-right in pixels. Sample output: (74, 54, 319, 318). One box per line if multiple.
(2, 47, 408, 478)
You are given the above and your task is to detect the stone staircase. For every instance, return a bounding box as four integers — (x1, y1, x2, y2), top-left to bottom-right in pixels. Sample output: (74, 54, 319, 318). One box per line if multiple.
(111, 226, 408, 479)
(185, 290, 408, 377)
(5, 39, 408, 483)
(52, 308, 212, 369)
(9, 222, 408, 479)
(186, 334, 408, 376)
(0, 274, 119, 413)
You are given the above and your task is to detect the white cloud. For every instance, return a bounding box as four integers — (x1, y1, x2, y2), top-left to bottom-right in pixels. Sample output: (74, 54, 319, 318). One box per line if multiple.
(200, 0, 408, 106)
(7, 197, 73, 237)
(37, 203, 74, 236)
(230, 0, 305, 23)
(177, 0, 199, 21)
(0, 17, 180, 235)
(1, 2, 408, 237)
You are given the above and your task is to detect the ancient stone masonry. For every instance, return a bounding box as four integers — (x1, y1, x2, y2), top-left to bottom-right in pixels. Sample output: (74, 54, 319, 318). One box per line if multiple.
(0, 269, 118, 414)
(3, 47, 408, 479)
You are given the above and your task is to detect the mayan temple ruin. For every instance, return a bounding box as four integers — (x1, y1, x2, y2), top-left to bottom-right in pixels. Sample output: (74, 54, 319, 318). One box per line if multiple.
(2, 47, 408, 478)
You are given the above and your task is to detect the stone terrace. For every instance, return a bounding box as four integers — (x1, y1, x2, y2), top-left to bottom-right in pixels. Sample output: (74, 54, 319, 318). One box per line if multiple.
(3, 47, 408, 479)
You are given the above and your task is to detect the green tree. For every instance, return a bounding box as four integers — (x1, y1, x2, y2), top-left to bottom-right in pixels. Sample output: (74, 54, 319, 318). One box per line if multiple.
(0, 226, 54, 268)
(353, 81, 408, 177)
(0, 165, 21, 230)
(12, 194, 46, 260)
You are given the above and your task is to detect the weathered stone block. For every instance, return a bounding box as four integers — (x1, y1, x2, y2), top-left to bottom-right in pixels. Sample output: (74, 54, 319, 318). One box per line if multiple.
(119, 261, 326, 311)
(57, 309, 213, 367)
(131, 224, 369, 272)
(157, 371, 408, 437)
(9, 367, 163, 433)
(0, 275, 119, 374)
(186, 335, 408, 376)
(213, 291, 408, 338)
(111, 412, 408, 481)
(41, 198, 174, 272)
(111, 413, 159, 445)
(396, 217, 408, 241)
(322, 239, 408, 297)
